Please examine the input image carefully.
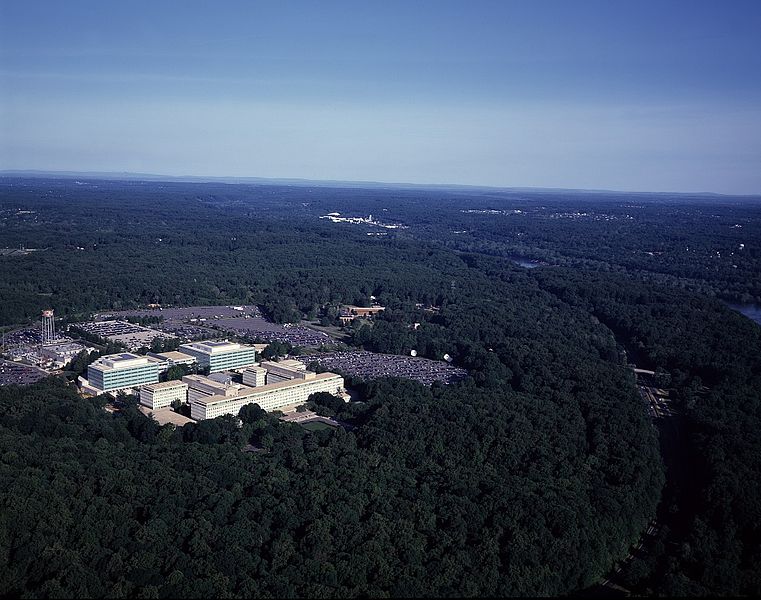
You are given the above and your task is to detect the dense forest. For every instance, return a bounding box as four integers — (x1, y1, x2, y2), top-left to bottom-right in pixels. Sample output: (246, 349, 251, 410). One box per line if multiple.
(1, 177, 760, 326)
(1, 177, 760, 596)
(535, 269, 761, 595)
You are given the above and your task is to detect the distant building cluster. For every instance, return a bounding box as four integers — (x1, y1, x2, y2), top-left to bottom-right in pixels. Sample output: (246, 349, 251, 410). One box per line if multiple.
(319, 213, 407, 229)
(2, 310, 92, 370)
(77, 340, 347, 421)
(3, 304, 467, 422)
(188, 367, 346, 420)
(338, 304, 385, 325)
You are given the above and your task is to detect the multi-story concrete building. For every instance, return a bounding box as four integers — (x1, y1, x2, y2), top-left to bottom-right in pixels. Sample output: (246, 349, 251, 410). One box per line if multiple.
(182, 373, 252, 403)
(190, 372, 346, 420)
(140, 380, 188, 410)
(86, 353, 160, 392)
(260, 359, 315, 384)
(241, 365, 267, 387)
(178, 340, 257, 373)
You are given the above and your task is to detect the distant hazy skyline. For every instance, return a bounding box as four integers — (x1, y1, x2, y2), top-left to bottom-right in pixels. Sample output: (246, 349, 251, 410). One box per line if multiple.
(2, 1, 760, 194)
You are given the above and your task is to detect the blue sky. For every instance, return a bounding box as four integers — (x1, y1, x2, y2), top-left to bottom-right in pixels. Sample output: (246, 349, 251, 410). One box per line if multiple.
(2, 0, 760, 193)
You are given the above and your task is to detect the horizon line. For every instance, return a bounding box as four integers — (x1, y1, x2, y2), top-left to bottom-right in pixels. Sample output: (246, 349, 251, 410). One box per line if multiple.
(1, 168, 759, 198)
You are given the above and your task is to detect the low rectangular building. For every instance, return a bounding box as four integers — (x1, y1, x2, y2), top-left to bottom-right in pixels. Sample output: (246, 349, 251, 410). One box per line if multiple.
(339, 304, 385, 324)
(178, 340, 257, 373)
(140, 380, 188, 410)
(40, 341, 87, 364)
(86, 353, 160, 392)
(190, 372, 346, 420)
(146, 350, 197, 372)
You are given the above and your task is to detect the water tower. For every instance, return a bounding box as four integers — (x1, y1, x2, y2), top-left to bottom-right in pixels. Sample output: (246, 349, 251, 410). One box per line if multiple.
(41, 309, 55, 344)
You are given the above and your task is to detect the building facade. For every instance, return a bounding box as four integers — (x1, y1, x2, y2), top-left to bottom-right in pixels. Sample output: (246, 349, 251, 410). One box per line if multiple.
(241, 365, 267, 387)
(40, 341, 87, 364)
(140, 380, 188, 410)
(182, 373, 251, 403)
(260, 359, 315, 384)
(190, 372, 346, 420)
(178, 340, 257, 373)
(86, 353, 160, 392)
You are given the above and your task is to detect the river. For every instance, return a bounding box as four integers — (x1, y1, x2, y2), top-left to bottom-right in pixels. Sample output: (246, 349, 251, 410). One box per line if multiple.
(726, 302, 761, 326)
(508, 255, 543, 269)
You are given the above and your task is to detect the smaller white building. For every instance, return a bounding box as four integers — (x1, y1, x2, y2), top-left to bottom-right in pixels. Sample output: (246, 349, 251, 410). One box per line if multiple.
(40, 341, 87, 365)
(242, 365, 267, 387)
(146, 350, 197, 373)
(140, 380, 188, 410)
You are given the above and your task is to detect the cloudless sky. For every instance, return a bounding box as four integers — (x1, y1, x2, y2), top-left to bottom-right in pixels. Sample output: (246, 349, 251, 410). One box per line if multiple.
(2, 0, 761, 193)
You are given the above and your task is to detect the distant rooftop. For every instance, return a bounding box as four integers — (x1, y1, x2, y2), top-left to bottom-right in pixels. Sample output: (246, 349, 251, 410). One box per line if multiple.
(91, 352, 151, 371)
(148, 350, 196, 362)
(142, 380, 188, 391)
(180, 340, 250, 354)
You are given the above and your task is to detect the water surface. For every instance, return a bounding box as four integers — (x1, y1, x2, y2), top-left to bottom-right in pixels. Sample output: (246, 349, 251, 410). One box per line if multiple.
(726, 302, 761, 326)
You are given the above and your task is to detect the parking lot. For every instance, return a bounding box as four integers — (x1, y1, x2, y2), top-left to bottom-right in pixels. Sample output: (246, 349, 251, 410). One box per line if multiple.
(215, 318, 331, 347)
(76, 320, 175, 350)
(296, 350, 468, 385)
(96, 305, 332, 347)
(97, 304, 260, 321)
(2, 327, 42, 347)
(0, 359, 50, 386)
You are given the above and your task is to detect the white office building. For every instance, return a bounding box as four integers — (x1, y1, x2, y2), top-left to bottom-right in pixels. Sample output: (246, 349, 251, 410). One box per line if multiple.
(86, 353, 160, 392)
(140, 381, 188, 410)
(190, 372, 346, 420)
(178, 340, 257, 373)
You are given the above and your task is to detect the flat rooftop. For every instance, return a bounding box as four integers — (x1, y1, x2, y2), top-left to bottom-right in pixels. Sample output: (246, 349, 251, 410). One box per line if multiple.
(182, 374, 253, 393)
(182, 374, 211, 383)
(180, 340, 251, 354)
(138, 406, 195, 426)
(192, 372, 341, 406)
(91, 353, 151, 370)
(142, 380, 188, 391)
(151, 350, 196, 362)
(42, 341, 84, 351)
(265, 359, 307, 370)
